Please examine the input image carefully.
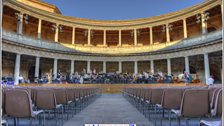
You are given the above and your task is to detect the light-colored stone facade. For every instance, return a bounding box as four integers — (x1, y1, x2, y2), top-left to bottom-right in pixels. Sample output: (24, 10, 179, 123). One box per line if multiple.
(2, 0, 223, 84)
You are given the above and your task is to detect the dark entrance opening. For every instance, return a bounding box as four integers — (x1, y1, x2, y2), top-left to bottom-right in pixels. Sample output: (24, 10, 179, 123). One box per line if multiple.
(28, 66, 42, 82)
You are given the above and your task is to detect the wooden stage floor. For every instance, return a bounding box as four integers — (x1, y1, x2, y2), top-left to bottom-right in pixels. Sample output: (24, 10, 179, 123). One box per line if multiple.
(19, 83, 206, 94)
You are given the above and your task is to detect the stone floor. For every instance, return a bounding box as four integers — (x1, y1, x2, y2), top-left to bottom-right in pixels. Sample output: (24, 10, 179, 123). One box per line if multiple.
(63, 94, 154, 126)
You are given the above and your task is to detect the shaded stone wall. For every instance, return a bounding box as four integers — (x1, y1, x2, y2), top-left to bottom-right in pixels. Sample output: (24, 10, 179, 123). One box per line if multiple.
(154, 59, 167, 74)
(138, 61, 151, 73)
(74, 61, 87, 73)
(40, 58, 54, 77)
(171, 57, 185, 75)
(106, 62, 118, 73)
(122, 62, 134, 74)
(2, 52, 16, 77)
(91, 61, 103, 73)
(20, 55, 35, 79)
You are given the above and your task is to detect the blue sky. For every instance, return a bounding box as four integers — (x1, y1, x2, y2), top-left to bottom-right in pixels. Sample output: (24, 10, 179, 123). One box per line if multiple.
(43, 0, 205, 20)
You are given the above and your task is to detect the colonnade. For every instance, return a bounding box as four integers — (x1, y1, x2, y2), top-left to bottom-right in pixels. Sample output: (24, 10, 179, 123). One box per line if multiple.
(13, 53, 212, 84)
(13, 9, 216, 47)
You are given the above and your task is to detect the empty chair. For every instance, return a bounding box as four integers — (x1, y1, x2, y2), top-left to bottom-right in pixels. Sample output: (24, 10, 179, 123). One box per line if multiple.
(210, 88, 221, 109)
(171, 89, 209, 126)
(36, 89, 62, 110)
(208, 87, 218, 104)
(151, 88, 164, 105)
(66, 88, 75, 103)
(35, 88, 63, 125)
(5, 89, 43, 125)
(154, 88, 183, 125)
(141, 88, 153, 114)
(200, 120, 222, 126)
(54, 88, 72, 120)
(160, 88, 183, 110)
(144, 88, 152, 104)
(211, 89, 222, 117)
(200, 89, 222, 126)
(54, 88, 68, 105)
(150, 88, 164, 120)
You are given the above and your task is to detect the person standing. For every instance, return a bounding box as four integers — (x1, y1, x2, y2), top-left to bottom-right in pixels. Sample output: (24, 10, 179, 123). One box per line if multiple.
(207, 75, 214, 86)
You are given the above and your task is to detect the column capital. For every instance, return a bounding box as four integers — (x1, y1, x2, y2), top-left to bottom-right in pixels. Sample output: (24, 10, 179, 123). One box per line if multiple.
(16, 53, 21, 56)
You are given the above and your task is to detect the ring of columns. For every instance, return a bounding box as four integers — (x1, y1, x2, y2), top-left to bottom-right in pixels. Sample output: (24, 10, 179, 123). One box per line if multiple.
(2, 0, 223, 84)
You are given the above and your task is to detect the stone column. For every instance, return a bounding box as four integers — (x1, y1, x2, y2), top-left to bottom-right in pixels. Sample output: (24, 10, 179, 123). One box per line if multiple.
(72, 27, 75, 44)
(134, 61, 138, 74)
(183, 18, 187, 38)
(103, 30, 106, 46)
(167, 58, 171, 75)
(221, 4, 223, 18)
(14, 54, 21, 85)
(204, 53, 210, 84)
(185, 56, 190, 74)
(35, 57, 40, 78)
(54, 24, 59, 42)
(150, 27, 153, 45)
(221, 68, 223, 85)
(150, 60, 154, 74)
(71, 60, 74, 75)
(53, 58, 58, 79)
(87, 60, 91, 73)
(119, 30, 122, 46)
(88, 29, 91, 45)
(134, 29, 137, 46)
(166, 24, 170, 42)
(201, 13, 207, 34)
(103, 61, 106, 73)
(17, 13, 23, 34)
(37, 19, 42, 39)
(119, 61, 122, 73)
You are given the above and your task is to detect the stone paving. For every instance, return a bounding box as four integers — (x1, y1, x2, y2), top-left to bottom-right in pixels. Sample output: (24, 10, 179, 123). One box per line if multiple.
(63, 94, 154, 126)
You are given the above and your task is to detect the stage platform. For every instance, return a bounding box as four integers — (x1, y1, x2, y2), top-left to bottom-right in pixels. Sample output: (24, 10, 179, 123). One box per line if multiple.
(19, 83, 206, 94)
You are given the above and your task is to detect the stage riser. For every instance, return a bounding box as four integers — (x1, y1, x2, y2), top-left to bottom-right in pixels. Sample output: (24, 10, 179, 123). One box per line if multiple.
(19, 83, 206, 94)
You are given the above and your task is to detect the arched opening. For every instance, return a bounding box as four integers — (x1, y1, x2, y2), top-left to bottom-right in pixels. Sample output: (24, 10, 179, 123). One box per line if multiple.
(189, 66, 197, 74)
(28, 66, 42, 82)
(207, 27, 217, 33)
(210, 64, 221, 83)
(183, 66, 197, 74)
